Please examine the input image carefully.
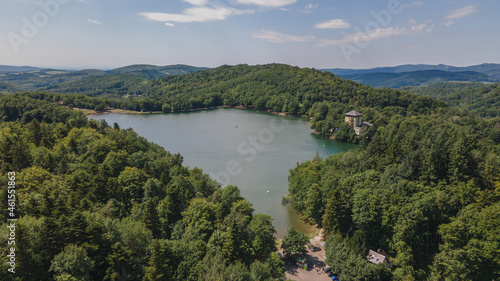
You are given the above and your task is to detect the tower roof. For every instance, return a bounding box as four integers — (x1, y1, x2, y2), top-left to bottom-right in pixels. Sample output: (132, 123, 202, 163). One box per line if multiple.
(345, 110, 362, 117)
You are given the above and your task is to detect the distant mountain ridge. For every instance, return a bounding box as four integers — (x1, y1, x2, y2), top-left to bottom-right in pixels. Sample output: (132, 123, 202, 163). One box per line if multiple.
(0, 65, 42, 72)
(401, 82, 500, 118)
(0, 64, 208, 92)
(323, 63, 500, 77)
(339, 70, 498, 88)
(323, 63, 500, 88)
(108, 64, 209, 80)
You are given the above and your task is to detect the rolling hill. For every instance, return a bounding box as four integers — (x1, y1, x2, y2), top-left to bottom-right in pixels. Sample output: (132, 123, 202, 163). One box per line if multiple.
(0, 65, 42, 72)
(3, 63, 498, 281)
(338, 70, 497, 88)
(401, 82, 500, 117)
(324, 63, 500, 79)
(0, 64, 207, 93)
(109, 64, 208, 79)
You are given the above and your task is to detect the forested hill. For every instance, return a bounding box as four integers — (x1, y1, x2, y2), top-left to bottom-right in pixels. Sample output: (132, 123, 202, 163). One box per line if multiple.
(324, 63, 500, 79)
(338, 70, 497, 88)
(280, 74, 500, 279)
(17, 63, 454, 143)
(0, 64, 207, 93)
(401, 82, 500, 118)
(288, 110, 500, 280)
(0, 94, 284, 280)
(1, 62, 499, 280)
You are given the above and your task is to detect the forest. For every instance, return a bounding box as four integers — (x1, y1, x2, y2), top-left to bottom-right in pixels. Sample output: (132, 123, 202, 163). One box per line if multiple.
(13, 64, 454, 144)
(0, 63, 499, 280)
(288, 105, 500, 279)
(0, 95, 284, 280)
(338, 70, 497, 88)
(401, 82, 500, 118)
(0, 65, 207, 97)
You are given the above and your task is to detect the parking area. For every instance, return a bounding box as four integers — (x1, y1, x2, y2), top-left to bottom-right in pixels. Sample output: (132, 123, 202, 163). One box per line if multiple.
(279, 230, 335, 281)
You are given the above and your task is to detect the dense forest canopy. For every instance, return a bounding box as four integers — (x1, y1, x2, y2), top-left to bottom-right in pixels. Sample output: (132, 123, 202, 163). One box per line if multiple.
(0, 63, 499, 280)
(0, 95, 284, 280)
(324, 63, 500, 80)
(0, 64, 207, 94)
(288, 103, 500, 279)
(336, 70, 497, 88)
(10, 64, 455, 144)
(401, 82, 500, 118)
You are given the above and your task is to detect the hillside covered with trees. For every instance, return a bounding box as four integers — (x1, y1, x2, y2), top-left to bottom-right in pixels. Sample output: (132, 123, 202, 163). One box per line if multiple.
(0, 65, 206, 94)
(0, 95, 283, 281)
(401, 82, 500, 118)
(337, 70, 497, 88)
(1, 63, 499, 280)
(14, 64, 452, 144)
(288, 104, 500, 279)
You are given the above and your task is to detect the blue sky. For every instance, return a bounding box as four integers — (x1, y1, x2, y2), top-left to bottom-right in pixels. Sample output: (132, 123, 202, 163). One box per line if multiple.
(1, 0, 499, 69)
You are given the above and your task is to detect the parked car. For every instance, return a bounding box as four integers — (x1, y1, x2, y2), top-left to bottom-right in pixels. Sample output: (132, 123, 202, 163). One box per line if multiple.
(324, 267, 332, 273)
(311, 246, 321, 252)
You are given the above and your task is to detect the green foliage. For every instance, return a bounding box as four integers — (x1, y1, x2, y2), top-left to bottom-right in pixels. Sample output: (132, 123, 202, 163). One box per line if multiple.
(281, 227, 310, 256)
(250, 261, 274, 281)
(288, 103, 500, 279)
(0, 95, 283, 280)
(14, 63, 454, 143)
(49, 244, 94, 281)
(265, 252, 286, 279)
(431, 203, 500, 280)
(0, 65, 206, 94)
(2, 65, 498, 281)
(325, 234, 391, 281)
(402, 82, 500, 117)
(342, 70, 497, 88)
(143, 240, 173, 281)
(248, 214, 277, 260)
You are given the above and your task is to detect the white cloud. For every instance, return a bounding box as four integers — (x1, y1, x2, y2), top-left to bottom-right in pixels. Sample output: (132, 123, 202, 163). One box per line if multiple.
(305, 4, 319, 10)
(317, 27, 409, 46)
(403, 1, 424, 8)
(444, 20, 454, 27)
(183, 0, 208, 5)
(317, 23, 432, 47)
(235, 0, 296, 8)
(140, 6, 248, 23)
(165, 23, 175, 27)
(315, 19, 350, 29)
(253, 30, 315, 43)
(411, 23, 426, 32)
(444, 5, 478, 19)
(88, 19, 101, 24)
(300, 4, 318, 13)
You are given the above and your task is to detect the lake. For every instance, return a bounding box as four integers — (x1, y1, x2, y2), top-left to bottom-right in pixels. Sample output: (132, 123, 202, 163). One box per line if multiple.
(90, 108, 356, 237)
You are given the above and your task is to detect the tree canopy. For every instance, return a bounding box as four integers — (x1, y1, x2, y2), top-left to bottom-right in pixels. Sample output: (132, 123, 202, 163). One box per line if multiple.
(0, 95, 282, 281)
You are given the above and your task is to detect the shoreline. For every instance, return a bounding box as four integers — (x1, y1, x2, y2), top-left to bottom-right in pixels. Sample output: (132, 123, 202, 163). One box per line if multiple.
(82, 105, 334, 238)
(80, 105, 300, 118)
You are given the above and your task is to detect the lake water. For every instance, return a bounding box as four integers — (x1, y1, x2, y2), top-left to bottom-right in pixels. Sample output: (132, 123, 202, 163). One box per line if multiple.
(90, 108, 356, 237)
